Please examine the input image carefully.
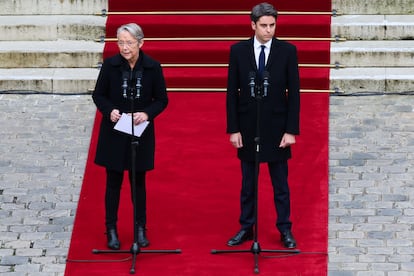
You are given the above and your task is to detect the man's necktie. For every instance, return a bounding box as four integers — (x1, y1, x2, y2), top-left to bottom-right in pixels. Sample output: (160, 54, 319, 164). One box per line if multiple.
(258, 45, 266, 78)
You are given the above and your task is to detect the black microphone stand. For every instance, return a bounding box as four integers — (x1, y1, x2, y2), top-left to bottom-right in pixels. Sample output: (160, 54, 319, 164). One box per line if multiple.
(93, 71, 181, 274)
(211, 72, 300, 274)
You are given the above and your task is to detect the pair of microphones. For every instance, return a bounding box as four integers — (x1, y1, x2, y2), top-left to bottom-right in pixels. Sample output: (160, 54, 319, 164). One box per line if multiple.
(122, 71, 142, 99)
(248, 71, 270, 97)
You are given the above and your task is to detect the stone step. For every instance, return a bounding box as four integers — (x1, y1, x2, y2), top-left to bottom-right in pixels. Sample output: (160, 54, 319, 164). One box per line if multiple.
(0, 15, 106, 41)
(1, 39, 411, 69)
(331, 40, 414, 67)
(3, 15, 412, 42)
(0, 67, 412, 94)
(333, 0, 414, 14)
(1, 14, 412, 42)
(0, 41, 103, 68)
(332, 15, 414, 40)
(0, 68, 99, 93)
(330, 67, 414, 93)
(0, 0, 106, 15)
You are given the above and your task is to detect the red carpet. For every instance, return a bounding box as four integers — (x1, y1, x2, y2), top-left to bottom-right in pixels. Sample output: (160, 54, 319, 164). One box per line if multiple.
(65, 1, 330, 275)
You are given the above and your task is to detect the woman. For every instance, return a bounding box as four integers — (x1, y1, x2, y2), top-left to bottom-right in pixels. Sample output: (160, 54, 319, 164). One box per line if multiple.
(92, 23, 168, 250)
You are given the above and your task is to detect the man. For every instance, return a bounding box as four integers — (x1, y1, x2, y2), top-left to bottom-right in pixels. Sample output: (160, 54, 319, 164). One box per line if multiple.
(226, 2, 300, 249)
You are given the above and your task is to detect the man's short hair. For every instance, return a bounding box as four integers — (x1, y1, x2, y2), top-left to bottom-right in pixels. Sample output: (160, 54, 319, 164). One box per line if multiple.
(250, 2, 278, 23)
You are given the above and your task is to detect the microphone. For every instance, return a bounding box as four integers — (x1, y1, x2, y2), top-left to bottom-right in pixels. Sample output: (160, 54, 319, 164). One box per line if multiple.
(263, 71, 270, 97)
(135, 71, 142, 99)
(248, 71, 256, 97)
(122, 71, 129, 98)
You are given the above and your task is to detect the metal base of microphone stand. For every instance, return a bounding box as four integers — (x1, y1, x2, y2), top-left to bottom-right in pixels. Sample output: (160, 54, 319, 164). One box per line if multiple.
(212, 87, 299, 274)
(211, 238, 300, 274)
(92, 244, 181, 274)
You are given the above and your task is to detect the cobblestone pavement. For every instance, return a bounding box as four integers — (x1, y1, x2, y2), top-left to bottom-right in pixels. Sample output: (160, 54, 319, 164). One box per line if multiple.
(329, 94, 414, 276)
(0, 93, 95, 275)
(0, 93, 413, 275)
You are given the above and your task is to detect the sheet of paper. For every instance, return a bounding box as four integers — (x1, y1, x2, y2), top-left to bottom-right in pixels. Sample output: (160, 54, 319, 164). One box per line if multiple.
(114, 113, 149, 137)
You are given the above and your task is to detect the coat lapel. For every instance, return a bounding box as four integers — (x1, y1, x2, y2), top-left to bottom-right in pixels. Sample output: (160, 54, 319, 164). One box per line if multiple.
(245, 38, 257, 70)
(266, 38, 280, 69)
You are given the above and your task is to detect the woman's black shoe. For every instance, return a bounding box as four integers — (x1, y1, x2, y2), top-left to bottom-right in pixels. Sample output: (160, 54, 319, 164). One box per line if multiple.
(106, 228, 120, 250)
(137, 226, 149, 247)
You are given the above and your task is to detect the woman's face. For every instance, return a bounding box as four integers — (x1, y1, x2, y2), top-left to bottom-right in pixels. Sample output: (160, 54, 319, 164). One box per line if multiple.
(117, 30, 144, 65)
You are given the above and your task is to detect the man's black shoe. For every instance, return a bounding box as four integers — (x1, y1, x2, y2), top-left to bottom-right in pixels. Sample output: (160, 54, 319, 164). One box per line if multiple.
(106, 228, 120, 250)
(227, 229, 253, 246)
(281, 230, 296, 249)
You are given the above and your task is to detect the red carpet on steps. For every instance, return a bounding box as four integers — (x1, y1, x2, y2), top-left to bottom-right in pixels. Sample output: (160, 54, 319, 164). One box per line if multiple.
(103, 40, 331, 65)
(108, 0, 330, 12)
(65, 0, 330, 275)
(104, 14, 332, 39)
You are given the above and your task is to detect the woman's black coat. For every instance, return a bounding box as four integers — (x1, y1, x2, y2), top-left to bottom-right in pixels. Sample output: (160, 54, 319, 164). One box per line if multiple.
(92, 52, 168, 172)
(226, 38, 300, 162)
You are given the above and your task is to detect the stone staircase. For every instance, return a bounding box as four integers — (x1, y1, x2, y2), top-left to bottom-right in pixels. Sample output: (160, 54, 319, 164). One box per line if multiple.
(331, 0, 414, 93)
(0, 0, 413, 94)
(0, 0, 106, 93)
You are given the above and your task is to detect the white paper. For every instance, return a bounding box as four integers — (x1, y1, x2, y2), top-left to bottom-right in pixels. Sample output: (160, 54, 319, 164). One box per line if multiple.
(114, 113, 149, 137)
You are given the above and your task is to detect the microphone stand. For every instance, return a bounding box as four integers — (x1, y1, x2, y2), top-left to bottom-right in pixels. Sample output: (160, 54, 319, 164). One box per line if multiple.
(93, 71, 181, 274)
(211, 72, 300, 274)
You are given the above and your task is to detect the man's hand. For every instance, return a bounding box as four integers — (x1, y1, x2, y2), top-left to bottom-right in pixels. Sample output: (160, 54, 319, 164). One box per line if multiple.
(279, 133, 296, 148)
(230, 132, 243, 148)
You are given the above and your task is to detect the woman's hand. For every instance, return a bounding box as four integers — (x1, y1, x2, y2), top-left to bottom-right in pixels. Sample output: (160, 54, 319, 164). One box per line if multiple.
(110, 109, 121, 123)
(133, 112, 148, 125)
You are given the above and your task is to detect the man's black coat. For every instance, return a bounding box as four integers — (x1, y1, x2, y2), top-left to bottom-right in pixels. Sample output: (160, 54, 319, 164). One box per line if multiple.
(226, 37, 300, 162)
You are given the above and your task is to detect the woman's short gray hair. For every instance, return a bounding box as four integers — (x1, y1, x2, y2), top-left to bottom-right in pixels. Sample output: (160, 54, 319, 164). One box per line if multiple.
(117, 23, 144, 41)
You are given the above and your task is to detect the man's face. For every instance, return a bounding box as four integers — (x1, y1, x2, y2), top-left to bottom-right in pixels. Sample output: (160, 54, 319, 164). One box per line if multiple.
(251, 15, 276, 44)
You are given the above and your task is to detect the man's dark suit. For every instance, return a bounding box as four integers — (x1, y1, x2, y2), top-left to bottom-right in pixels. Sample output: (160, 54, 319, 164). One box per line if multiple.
(226, 37, 300, 233)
